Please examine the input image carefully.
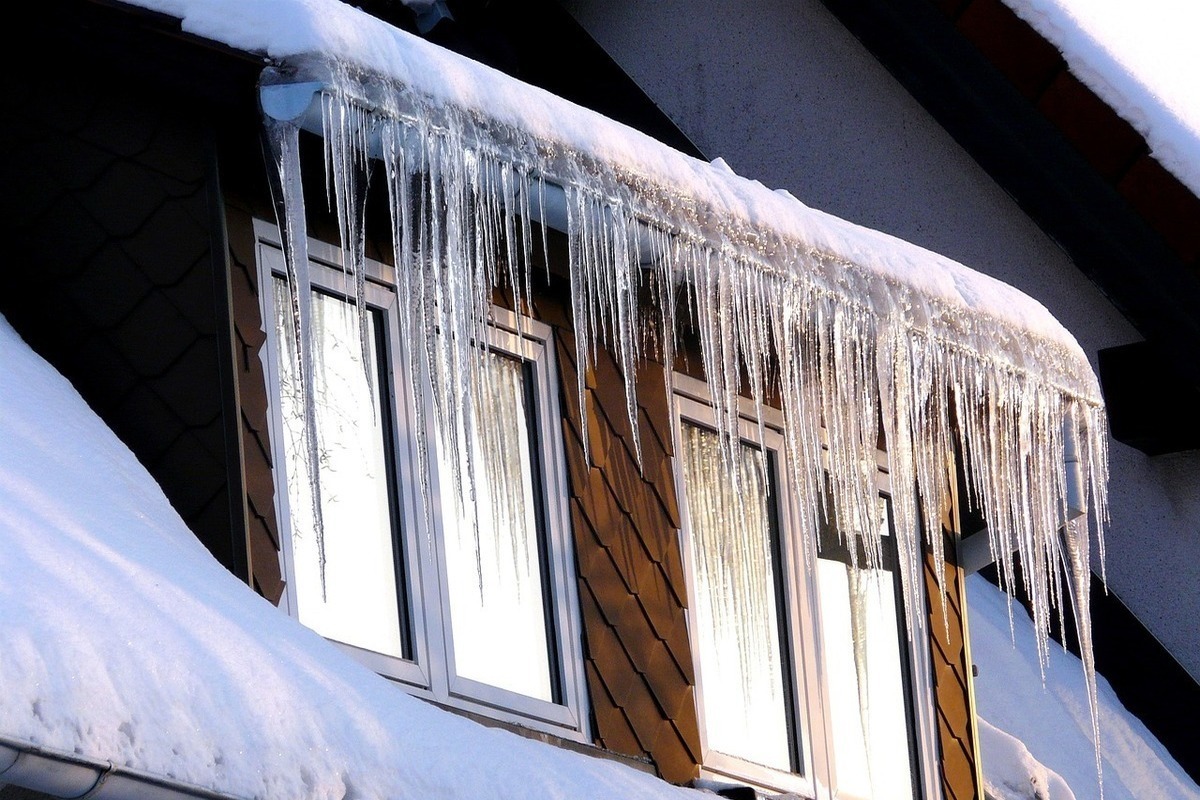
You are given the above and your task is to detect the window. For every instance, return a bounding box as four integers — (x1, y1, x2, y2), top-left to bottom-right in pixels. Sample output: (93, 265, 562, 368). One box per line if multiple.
(814, 498, 923, 800)
(256, 222, 589, 739)
(673, 374, 937, 798)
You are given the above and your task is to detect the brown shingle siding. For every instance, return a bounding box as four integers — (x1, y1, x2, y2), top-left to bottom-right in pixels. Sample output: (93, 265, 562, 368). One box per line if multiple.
(548, 293, 702, 782)
(1, 66, 246, 575)
(635, 403, 680, 528)
(225, 201, 285, 604)
(926, 526, 982, 800)
(587, 661, 650, 760)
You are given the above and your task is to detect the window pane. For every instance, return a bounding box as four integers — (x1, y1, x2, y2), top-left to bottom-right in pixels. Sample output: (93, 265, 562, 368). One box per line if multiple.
(438, 353, 555, 702)
(275, 283, 407, 659)
(817, 500, 916, 800)
(680, 423, 793, 772)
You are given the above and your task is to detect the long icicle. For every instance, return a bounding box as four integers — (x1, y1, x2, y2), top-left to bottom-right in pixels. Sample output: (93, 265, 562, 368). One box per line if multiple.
(265, 117, 329, 600)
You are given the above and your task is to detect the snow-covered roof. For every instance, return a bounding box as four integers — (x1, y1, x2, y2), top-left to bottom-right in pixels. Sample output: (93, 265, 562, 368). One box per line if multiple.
(1001, 0, 1200, 198)
(0, 315, 701, 799)
(969, 575, 1200, 800)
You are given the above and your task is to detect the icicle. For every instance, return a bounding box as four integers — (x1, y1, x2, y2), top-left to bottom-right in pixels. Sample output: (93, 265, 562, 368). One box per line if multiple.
(565, 185, 593, 462)
(321, 90, 373, 386)
(265, 116, 329, 599)
(847, 566, 876, 795)
(260, 56, 1110, 784)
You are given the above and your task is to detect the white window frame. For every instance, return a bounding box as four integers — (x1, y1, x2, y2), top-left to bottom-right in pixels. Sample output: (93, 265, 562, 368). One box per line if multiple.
(254, 219, 590, 741)
(671, 373, 941, 800)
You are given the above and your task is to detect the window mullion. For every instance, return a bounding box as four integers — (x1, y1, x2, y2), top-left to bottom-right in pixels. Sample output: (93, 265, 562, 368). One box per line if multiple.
(384, 296, 443, 693)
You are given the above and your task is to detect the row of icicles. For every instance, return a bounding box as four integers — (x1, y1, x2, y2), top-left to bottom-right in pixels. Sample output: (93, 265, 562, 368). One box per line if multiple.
(262, 61, 1110, 793)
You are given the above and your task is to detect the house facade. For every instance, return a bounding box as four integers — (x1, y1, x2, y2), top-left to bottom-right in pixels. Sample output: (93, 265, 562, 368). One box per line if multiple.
(4, 0, 1175, 798)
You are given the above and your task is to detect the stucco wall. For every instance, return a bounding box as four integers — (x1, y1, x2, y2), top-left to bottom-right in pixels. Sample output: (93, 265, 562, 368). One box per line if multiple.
(560, 0, 1200, 681)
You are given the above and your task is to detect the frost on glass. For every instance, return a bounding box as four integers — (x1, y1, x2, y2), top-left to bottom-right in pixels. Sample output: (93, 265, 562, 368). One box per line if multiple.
(274, 283, 406, 659)
(439, 351, 554, 702)
(680, 423, 792, 772)
(262, 55, 1110, 765)
(817, 499, 915, 800)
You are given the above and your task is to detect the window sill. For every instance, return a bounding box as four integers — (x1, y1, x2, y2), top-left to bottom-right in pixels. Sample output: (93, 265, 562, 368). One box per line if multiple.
(425, 701, 650, 774)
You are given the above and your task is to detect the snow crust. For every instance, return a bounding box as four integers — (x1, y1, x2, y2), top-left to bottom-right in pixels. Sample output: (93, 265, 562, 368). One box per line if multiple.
(1001, 0, 1200, 198)
(0, 313, 702, 799)
(978, 718, 1075, 800)
(970, 574, 1200, 800)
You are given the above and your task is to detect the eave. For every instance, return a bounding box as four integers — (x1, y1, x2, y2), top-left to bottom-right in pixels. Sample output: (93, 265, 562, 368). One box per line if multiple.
(816, 0, 1200, 411)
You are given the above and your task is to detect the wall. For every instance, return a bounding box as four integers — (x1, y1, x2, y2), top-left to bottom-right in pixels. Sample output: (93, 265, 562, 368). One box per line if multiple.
(560, 0, 1200, 682)
(0, 44, 247, 580)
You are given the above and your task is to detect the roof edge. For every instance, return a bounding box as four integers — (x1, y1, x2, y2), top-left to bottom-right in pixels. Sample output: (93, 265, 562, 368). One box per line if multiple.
(0, 736, 246, 800)
(817, 0, 1200, 392)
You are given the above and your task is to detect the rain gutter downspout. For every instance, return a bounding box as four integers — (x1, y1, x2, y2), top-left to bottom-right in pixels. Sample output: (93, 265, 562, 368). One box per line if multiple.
(960, 417, 1089, 575)
(0, 736, 246, 800)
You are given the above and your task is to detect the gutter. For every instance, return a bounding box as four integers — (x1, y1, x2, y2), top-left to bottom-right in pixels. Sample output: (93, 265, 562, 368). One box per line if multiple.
(0, 736, 246, 800)
(259, 77, 661, 263)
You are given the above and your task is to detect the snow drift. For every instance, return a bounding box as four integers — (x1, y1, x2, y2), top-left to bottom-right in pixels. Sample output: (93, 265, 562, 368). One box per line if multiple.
(0, 314, 700, 799)
(970, 574, 1200, 800)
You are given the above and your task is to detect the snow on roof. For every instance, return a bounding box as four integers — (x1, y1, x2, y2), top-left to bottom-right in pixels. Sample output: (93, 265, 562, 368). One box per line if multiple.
(1001, 0, 1200, 198)
(128, 0, 1095, 399)
(969, 575, 1200, 800)
(0, 314, 701, 799)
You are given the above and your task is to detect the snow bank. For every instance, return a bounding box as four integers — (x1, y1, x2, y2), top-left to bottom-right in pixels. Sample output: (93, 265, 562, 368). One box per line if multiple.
(978, 718, 1075, 800)
(1001, 0, 1200, 198)
(969, 575, 1200, 800)
(0, 312, 701, 799)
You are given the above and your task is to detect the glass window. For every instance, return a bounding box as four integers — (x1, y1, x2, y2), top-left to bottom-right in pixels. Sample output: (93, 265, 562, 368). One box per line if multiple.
(257, 226, 587, 741)
(673, 374, 931, 798)
(678, 421, 794, 772)
(816, 498, 920, 800)
(274, 282, 408, 660)
(439, 352, 557, 702)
